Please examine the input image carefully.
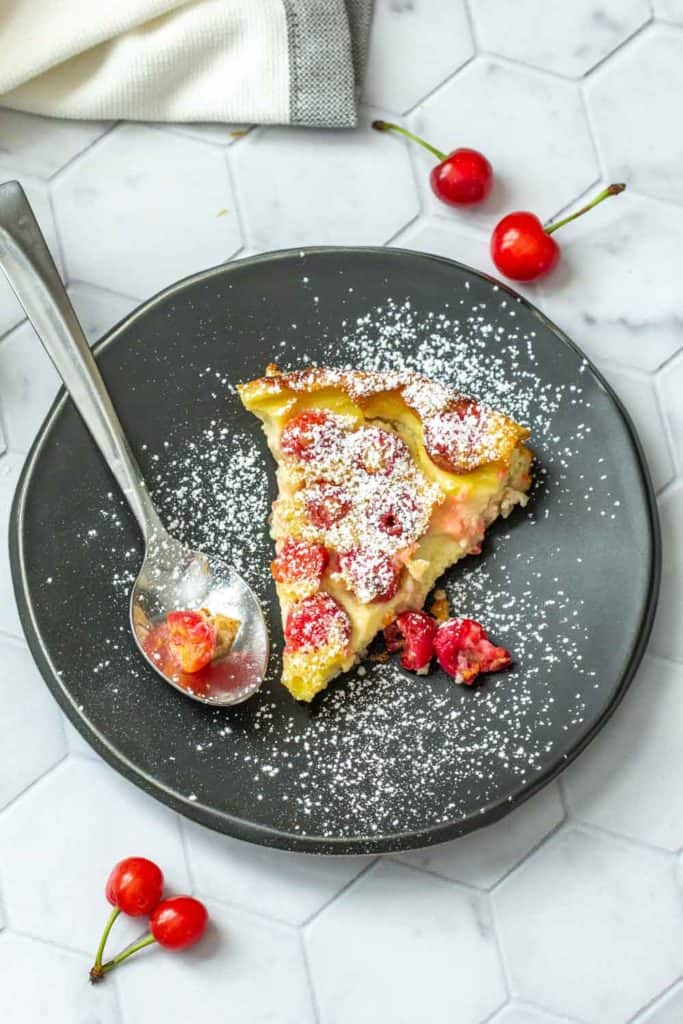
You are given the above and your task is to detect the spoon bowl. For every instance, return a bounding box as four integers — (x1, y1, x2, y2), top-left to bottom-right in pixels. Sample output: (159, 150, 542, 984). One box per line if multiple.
(0, 180, 269, 706)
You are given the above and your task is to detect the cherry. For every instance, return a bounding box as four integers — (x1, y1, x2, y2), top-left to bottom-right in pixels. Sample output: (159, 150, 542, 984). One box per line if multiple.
(149, 896, 209, 951)
(305, 480, 352, 529)
(422, 399, 484, 475)
(491, 183, 626, 282)
(166, 609, 216, 673)
(105, 857, 164, 917)
(372, 120, 492, 206)
(90, 856, 164, 983)
(271, 537, 329, 585)
(280, 410, 344, 464)
(352, 426, 408, 477)
(384, 611, 437, 673)
(434, 617, 511, 685)
(285, 592, 351, 652)
(338, 549, 401, 603)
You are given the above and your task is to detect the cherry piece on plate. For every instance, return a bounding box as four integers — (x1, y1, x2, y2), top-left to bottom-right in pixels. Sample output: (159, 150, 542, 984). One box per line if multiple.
(490, 183, 626, 282)
(434, 617, 512, 685)
(384, 610, 438, 673)
(304, 480, 352, 529)
(280, 410, 345, 464)
(372, 119, 493, 206)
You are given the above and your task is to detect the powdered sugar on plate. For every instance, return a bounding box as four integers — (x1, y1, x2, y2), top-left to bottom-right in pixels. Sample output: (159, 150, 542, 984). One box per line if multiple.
(53, 266, 638, 847)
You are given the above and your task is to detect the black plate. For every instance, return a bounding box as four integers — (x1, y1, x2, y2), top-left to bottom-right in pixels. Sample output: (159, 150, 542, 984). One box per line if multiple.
(10, 248, 660, 854)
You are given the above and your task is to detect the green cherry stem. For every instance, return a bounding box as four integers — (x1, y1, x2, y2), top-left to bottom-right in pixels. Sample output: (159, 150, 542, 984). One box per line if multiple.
(90, 907, 120, 980)
(545, 183, 626, 235)
(371, 120, 447, 162)
(91, 934, 157, 983)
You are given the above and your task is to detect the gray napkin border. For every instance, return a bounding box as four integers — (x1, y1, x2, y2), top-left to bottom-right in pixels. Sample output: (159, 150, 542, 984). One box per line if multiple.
(283, 0, 374, 127)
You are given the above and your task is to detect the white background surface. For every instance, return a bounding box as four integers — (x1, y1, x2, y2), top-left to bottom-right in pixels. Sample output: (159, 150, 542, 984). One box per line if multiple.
(1, 3, 682, 1022)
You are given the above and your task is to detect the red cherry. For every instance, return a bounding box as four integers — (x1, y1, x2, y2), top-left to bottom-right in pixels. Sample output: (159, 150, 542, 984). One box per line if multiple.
(352, 426, 408, 477)
(280, 410, 344, 464)
(434, 617, 511, 685)
(490, 183, 626, 282)
(373, 120, 492, 207)
(272, 537, 329, 585)
(338, 549, 401, 603)
(149, 896, 208, 951)
(384, 611, 437, 673)
(490, 212, 559, 282)
(422, 399, 484, 474)
(105, 857, 163, 917)
(285, 592, 351, 652)
(305, 480, 352, 529)
(430, 149, 493, 206)
(166, 610, 216, 673)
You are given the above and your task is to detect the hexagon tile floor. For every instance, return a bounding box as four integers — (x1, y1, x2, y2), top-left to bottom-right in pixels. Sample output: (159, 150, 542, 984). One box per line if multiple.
(1, 4, 682, 1023)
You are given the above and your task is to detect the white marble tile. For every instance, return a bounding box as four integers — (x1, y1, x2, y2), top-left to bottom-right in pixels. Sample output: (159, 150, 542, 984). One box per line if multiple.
(494, 827, 683, 1023)
(160, 122, 250, 145)
(410, 59, 598, 229)
(67, 283, 138, 345)
(183, 818, 373, 925)
(0, 173, 62, 339)
(363, 0, 474, 114)
(0, 109, 107, 179)
(0, 320, 61, 453)
(0, 638, 66, 810)
(0, 453, 26, 637)
(537, 192, 683, 372)
(650, 485, 683, 663)
(306, 860, 505, 1024)
(587, 26, 683, 204)
(52, 123, 241, 299)
(492, 1004, 577, 1024)
(397, 782, 564, 888)
(232, 112, 419, 250)
(116, 898, 313, 1024)
(597, 363, 675, 491)
(0, 933, 119, 1024)
(653, 0, 683, 22)
(0, 757, 189, 951)
(658, 351, 683, 474)
(563, 655, 683, 850)
(470, 0, 650, 76)
(636, 981, 683, 1022)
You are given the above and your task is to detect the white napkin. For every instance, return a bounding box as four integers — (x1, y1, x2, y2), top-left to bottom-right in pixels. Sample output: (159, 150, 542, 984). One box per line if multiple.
(0, 0, 373, 127)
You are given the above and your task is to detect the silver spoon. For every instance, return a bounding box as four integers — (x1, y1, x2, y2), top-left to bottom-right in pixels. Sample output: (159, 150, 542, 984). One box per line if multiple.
(0, 180, 269, 706)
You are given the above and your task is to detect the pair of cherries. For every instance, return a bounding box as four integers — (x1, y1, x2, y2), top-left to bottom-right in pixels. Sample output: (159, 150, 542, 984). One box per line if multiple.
(372, 120, 625, 282)
(89, 857, 208, 983)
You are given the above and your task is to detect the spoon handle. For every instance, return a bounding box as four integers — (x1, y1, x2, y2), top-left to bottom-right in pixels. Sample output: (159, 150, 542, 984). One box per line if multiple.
(0, 180, 162, 542)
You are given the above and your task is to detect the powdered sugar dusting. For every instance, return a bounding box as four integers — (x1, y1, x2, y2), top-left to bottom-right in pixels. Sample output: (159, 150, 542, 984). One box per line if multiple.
(56, 274, 635, 845)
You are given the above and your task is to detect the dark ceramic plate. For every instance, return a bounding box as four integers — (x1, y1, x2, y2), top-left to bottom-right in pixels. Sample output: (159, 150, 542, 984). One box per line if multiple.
(10, 248, 660, 854)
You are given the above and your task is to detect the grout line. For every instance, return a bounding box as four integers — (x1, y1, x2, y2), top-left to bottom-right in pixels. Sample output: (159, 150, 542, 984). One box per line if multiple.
(652, 368, 681, 481)
(582, 15, 655, 83)
(383, 210, 422, 248)
(389, 854, 487, 896)
(477, 49, 577, 83)
(47, 121, 119, 186)
(8, 924, 93, 958)
(300, 857, 379, 929)
(300, 930, 322, 1024)
(628, 976, 683, 1022)
(488, 892, 514, 1004)
(176, 816, 195, 890)
(578, 84, 606, 183)
(0, 751, 69, 820)
(223, 147, 248, 256)
(66, 278, 143, 305)
(490, 813, 570, 894)
(571, 819, 677, 859)
(402, 53, 477, 119)
(191, 885, 307, 932)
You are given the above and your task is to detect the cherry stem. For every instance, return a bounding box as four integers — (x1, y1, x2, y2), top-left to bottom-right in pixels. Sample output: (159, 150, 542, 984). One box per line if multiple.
(92, 907, 120, 973)
(545, 183, 626, 235)
(371, 120, 447, 162)
(99, 933, 158, 977)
